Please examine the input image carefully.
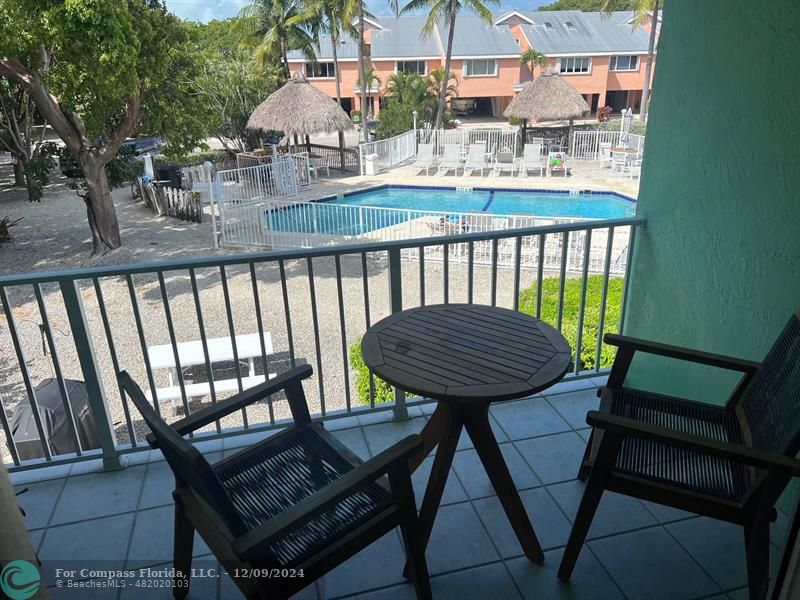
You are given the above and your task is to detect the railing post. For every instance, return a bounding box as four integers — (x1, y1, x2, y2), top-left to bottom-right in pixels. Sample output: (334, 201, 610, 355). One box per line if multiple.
(59, 280, 122, 471)
(387, 247, 408, 421)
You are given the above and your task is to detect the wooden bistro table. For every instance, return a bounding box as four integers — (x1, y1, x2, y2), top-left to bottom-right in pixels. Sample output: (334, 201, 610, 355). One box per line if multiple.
(361, 304, 571, 568)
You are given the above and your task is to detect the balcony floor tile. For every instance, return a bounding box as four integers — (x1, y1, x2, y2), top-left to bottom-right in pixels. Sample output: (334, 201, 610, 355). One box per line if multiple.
(50, 466, 146, 525)
(506, 548, 624, 599)
(425, 502, 499, 575)
(474, 488, 572, 557)
(18, 407, 764, 600)
(589, 527, 722, 599)
(514, 431, 588, 485)
(544, 388, 601, 430)
(490, 397, 572, 440)
(38, 513, 136, 586)
(451, 443, 539, 499)
(547, 480, 659, 539)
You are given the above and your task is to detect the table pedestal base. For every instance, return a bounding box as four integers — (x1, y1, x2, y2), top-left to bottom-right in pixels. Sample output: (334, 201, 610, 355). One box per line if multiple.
(404, 401, 545, 577)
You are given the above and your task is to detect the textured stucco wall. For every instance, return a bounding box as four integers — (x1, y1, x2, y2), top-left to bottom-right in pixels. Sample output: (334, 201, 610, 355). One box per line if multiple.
(623, 0, 800, 403)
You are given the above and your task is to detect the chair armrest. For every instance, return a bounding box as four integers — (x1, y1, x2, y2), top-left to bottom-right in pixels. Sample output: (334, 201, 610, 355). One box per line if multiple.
(232, 434, 422, 560)
(164, 365, 313, 439)
(604, 334, 761, 373)
(586, 410, 800, 475)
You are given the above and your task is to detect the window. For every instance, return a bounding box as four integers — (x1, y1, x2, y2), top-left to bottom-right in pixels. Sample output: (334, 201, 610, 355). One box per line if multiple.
(307, 62, 335, 78)
(544, 22, 554, 29)
(396, 60, 426, 75)
(559, 57, 590, 74)
(609, 55, 639, 71)
(464, 59, 497, 77)
(565, 21, 575, 30)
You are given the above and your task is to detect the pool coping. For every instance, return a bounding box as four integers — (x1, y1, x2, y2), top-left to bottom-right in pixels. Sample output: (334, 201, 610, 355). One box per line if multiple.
(315, 184, 637, 205)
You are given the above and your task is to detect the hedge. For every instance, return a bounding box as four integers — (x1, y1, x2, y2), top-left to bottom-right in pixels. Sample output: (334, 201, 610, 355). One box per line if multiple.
(518, 275, 623, 371)
(348, 275, 623, 406)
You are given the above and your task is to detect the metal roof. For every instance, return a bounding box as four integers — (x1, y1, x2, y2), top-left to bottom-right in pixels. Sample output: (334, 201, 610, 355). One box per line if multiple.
(287, 35, 360, 61)
(446, 15, 521, 57)
(518, 11, 652, 55)
(371, 16, 441, 59)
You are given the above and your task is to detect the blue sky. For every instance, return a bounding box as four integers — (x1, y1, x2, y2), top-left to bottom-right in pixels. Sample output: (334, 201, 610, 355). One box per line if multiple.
(164, 0, 551, 23)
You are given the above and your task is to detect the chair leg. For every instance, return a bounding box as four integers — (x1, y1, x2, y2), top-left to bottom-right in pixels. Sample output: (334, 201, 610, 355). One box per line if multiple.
(577, 429, 595, 481)
(744, 513, 771, 600)
(389, 466, 433, 600)
(558, 433, 622, 581)
(173, 499, 194, 600)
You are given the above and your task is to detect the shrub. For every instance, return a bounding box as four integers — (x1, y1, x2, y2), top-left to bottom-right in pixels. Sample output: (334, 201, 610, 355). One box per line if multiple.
(375, 100, 415, 140)
(348, 337, 412, 406)
(596, 105, 613, 122)
(518, 275, 623, 371)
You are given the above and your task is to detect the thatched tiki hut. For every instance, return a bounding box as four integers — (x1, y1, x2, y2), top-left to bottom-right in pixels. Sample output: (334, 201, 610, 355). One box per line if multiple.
(504, 70, 590, 154)
(247, 71, 354, 171)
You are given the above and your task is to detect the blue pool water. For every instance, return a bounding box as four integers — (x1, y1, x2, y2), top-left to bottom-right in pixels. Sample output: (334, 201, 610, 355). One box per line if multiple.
(268, 186, 634, 236)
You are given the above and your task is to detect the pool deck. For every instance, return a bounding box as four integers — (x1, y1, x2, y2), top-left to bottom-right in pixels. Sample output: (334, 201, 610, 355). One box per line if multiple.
(293, 158, 640, 206)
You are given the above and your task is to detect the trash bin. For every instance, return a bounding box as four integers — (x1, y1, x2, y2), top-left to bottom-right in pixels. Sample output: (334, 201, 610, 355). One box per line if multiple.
(155, 164, 183, 189)
(364, 153, 379, 176)
(8, 379, 101, 460)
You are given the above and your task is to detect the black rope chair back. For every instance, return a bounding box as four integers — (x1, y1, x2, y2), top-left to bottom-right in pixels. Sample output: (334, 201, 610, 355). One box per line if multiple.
(739, 312, 800, 456)
(119, 372, 246, 536)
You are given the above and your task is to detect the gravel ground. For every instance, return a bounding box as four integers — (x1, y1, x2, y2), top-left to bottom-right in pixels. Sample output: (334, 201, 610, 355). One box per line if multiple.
(0, 165, 620, 463)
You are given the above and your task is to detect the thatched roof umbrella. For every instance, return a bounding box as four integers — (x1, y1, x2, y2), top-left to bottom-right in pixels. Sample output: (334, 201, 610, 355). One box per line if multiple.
(247, 70, 354, 171)
(504, 70, 590, 154)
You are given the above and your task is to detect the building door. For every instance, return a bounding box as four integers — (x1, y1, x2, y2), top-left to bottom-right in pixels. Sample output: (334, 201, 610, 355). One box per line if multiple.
(341, 97, 353, 115)
(590, 93, 600, 114)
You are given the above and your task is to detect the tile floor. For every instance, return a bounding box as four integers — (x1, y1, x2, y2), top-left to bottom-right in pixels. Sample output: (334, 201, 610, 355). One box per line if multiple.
(12, 376, 790, 600)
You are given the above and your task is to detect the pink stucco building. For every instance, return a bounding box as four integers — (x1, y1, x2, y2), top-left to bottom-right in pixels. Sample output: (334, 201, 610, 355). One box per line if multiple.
(286, 10, 658, 119)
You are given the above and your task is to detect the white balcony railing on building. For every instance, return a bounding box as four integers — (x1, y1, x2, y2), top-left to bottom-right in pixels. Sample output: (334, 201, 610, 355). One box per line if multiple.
(0, 217, 643, 472)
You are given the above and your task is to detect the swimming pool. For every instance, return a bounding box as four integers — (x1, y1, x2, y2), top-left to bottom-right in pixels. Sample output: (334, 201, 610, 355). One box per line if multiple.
(267, 186, 635, 236)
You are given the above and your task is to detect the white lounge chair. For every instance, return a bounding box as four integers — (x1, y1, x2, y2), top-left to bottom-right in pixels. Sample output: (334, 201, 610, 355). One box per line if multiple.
(462, 143, 488, 177)
(493, 149, 517, 177)
(409, 144, 436, 175)
(437, 144, 462, 176)
(520, 143, 544, 177)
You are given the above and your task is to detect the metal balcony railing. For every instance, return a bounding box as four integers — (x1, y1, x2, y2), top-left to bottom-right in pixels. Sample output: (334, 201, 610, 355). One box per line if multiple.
(0, 216, 644, 473)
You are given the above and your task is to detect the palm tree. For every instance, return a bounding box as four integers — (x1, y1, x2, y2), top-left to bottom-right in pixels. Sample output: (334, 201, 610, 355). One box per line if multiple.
(305, 0, 359, 106)
(385, 71, 428, 107)
(602, 0, 660, 121)
(356, 2, 368, 141)
(395, 0, 498, 129)
(356, 67, 381, 119)
(519, 47, 547, 79)
(240, 0, 317, 78)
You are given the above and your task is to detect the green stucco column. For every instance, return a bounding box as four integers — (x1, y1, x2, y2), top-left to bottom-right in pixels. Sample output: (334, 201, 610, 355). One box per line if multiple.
(622, 0, 800, 402)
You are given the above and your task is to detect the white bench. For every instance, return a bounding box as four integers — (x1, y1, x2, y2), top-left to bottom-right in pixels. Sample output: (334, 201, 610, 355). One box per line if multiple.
(145, 333, 275, 410)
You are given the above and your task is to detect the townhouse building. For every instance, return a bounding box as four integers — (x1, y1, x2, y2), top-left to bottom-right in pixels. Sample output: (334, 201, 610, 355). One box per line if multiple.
(286, 9, 657, 120)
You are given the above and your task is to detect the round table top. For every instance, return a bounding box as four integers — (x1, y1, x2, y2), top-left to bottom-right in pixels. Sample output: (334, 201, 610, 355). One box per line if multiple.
(611, 146, 638, 153)
(361, 304, 571, 403)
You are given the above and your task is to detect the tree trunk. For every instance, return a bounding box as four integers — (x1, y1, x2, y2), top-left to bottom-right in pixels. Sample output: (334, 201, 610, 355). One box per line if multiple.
(357, 2, 368, 142)
(12, 158, 25, 187)
(81, 153, 121, 255)
(332, 28, 342, 105)
(436, 11, 457, 130)
(640, 0, 659, 122)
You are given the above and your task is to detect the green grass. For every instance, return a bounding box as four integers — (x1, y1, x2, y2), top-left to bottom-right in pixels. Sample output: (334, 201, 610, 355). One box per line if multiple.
(348, 275, 623, 406)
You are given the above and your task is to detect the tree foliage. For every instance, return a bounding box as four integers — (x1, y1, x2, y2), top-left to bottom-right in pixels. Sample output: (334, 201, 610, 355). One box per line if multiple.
(377, 68, 458, 138)
(540, 0, 636, 10)
(0, 0, 211, 254)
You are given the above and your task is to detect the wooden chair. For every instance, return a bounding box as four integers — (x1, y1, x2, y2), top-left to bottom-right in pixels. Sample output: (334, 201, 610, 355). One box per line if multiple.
(559, 312, 800, 600)
(120, 365, 432, 600)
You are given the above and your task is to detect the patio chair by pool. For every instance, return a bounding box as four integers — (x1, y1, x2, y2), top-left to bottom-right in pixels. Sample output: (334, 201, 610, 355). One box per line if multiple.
(493, 148, 517, 177)
(520, 143, 544, 177)
(120, 366, 432, 600)
(599, 142, 613, 167)
(437, 144, 462, 176)
(462, 143, 488, 177)
(547, 151, 568, 177)
(409, 144, 436, 175)
(559, 311, 800, 600)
